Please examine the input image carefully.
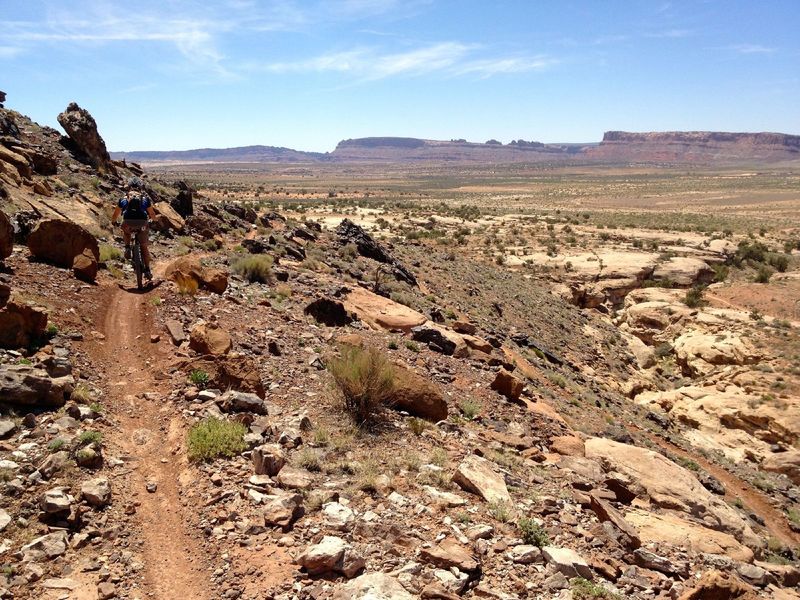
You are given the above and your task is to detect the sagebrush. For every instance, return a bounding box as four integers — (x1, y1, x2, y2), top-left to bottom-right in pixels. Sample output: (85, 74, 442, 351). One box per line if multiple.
(328, 345, 396, 425)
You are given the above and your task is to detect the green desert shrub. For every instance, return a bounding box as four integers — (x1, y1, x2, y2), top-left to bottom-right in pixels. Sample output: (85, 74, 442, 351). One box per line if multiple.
(327, 345, 396, 425)
(232, 255, 273, 283)
(187, 417, 247, 462)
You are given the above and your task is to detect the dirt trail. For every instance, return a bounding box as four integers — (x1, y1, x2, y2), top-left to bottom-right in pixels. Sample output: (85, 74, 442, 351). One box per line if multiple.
(95, 274, 211, 599)
(633, 425, 800, 548)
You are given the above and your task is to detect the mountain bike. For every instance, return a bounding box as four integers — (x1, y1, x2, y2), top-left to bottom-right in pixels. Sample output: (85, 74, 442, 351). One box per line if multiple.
(121, 221, 150, 290)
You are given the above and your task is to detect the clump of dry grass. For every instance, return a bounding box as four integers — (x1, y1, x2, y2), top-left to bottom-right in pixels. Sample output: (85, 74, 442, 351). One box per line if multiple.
(174, 273, 199, 295)
(327, 345, 396, 425)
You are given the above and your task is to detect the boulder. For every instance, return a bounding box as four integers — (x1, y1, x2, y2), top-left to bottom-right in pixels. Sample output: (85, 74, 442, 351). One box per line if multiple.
(0, 364, 72, 407)
(411, 322, 469, 357)
(625, 509, 753, 562)
(80, 477, 111, 507)
(151, 202, 185, 233)
(171, 181, 194, 217)
(41, 488, 72, 514)
(57, 102, 116, 174)
(27, 219, 100, 277)
(0, 144, 32, 178)
(217, 390, 266, 414)
(184, 355, 265, 397)
(304, 297, 354, 327)
(343, 286, 427, 332)
(452, 454, 511, 504)
(0, 298, 48, 348)
(332, 573, 414, 600)
(542, 546, 593, 579)
(21, 531, 68, 560)
(419, 538, 479, 572)
(164, 255, 228, 294)
(252, 443, 285, 476)
(261, 491, 303, 529)
(0, 209, 12, 259)
(297, 535, 365, 577)
(391, 365, 448, 422)
(72, 247, 98, 282)
(585, 437, 760, 548)
(490, 369, 524, 402)
(189, 322, 232, 356)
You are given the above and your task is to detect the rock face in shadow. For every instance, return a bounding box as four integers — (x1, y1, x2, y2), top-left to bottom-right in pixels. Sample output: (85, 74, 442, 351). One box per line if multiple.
(27, 219, 100, 281)
(57, 102, 117, 175)
(0, 210, 12, 260)
(335, 219, 417, 286)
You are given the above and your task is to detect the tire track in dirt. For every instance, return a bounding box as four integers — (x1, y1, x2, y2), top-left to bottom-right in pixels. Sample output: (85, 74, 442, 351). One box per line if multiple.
(95, 275, 211, 600)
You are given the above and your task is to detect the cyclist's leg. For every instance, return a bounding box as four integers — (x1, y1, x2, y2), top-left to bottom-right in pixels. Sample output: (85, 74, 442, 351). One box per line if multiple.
(121, 222, 132, 258)
(139, 225, 151, 268)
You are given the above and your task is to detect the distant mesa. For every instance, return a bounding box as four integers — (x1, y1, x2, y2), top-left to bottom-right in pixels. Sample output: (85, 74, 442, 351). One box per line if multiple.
(587, 130, 800, 163)
(111, 130, 800, 166)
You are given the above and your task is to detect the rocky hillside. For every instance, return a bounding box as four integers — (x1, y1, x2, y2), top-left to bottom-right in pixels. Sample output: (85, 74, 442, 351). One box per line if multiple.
(1, 101, 799, 600)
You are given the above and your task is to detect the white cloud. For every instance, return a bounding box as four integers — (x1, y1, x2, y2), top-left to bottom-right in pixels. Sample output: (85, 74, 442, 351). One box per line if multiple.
(730, 44, 777, 55)
(257, 43, 555, 80)
(454, 56, 558, 78)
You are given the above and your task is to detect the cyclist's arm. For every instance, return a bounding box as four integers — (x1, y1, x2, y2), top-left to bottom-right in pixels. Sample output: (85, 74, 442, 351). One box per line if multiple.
(111, 206, 122, 223)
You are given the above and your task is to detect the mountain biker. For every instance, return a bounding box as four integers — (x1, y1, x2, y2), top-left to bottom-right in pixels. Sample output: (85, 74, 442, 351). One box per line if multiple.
(112, 176, 157, 280)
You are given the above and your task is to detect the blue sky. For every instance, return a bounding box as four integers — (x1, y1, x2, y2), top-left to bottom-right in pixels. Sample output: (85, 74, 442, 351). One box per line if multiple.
(2, 0, 799, 152)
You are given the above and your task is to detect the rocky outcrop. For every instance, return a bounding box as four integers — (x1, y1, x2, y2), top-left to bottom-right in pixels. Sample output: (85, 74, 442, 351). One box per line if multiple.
(335, 219, 416, 285)
(343, 286, 426, 332)
(490, 369, 524, 402)
(763, 451, 800, 485)
(0, 298, 48, 348)
(0, 210, 12, 260)
(27, 219, 100, 281)
(151, 202, 185, 233)
(0, 364, 73, 407)
(189, 322, 232, 356)
(164, 255, 228, 294)
(625, 509, 753, 562)
(584, 438, 760, 549)
(452, 454, 511, 504)
(673, 331, 760, 376)
(57, 102, 117, 175)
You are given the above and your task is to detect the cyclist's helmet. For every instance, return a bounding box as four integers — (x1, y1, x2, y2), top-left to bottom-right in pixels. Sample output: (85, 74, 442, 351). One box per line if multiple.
(127, 176, 143, 190)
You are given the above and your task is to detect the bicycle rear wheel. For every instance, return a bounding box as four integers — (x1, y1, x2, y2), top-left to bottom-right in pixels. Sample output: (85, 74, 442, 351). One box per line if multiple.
(133, 241, 143, 290)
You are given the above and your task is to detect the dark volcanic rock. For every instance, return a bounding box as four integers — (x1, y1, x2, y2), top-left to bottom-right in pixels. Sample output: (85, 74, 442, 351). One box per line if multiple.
(304, 298, 354, 327)
(172, 181, 194, 217)
(335, 219, 416, 286)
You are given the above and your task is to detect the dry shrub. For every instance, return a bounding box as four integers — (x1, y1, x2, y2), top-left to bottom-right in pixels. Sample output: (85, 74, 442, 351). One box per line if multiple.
(174, 273, 199, 295)
(328, 345, 396, 425)
(232, 255, 273, 283)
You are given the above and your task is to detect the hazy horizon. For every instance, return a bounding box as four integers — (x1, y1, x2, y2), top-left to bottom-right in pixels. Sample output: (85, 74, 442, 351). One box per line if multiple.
(3, 0, 799, 152)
